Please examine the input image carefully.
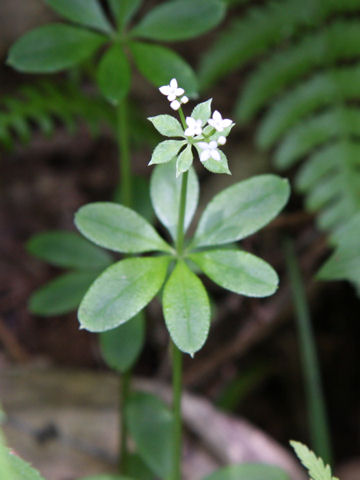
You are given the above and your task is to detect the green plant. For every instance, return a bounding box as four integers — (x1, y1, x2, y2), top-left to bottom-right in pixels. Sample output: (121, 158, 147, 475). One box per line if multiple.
(291, 441, 339, 480)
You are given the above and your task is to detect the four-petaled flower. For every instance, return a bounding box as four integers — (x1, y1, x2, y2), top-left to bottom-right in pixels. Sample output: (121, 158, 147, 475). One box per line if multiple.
(159, 78, 184, 102)
(208, 110, 232, 132)
(184, 117, 203, 137)
(198, 141, 221, 162)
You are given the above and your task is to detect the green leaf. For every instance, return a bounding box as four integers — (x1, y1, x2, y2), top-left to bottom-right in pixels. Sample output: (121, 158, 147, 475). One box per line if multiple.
(148, 115, 183, 137)
(45, 0, 113, 34)
(78, 256, 170, 331)
(0, 445, 47, 480)
(150, 158, 199, 239)
(7, 24, 106, 73)
(126, 392, 173, 478)
(203, 463, 291, 480)
(113, 175, 154, 224)
(202, 151, 231, 175)
(131, 0, 225, 41)
(191, 98, 212, 123)
(108, 0, 142, 29)
(192, 175, 290, 248)
(27, 231, 112, 270)
(75, 202, 171, 254)
(176, 144, 193, 176)
(29, 271, 99, 316)
(290, 441, 338, 480)
(96, 45, 131, 104)
(163, 261, 210, 355)
(190, 249, 278, 297)
(125, 454, 154, 480)
(99, 312, 145, 372)
(149, 140, 185, 165)
(131, 42, 198, 97)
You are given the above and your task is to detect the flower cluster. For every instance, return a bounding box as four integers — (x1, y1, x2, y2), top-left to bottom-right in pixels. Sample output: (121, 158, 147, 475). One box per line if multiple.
(159, 78, 189, 110)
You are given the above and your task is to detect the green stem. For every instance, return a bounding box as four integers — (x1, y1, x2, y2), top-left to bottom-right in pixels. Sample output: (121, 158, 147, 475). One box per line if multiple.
(176, 171, 189, 255)
(118, 370, 131, 473)
(284, 237, 332, 463)
(117, 98, 132, 207)
(171, 342, 183, 480)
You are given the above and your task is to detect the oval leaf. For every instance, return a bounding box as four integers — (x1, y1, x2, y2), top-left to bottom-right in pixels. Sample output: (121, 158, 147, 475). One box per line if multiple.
(96, 45, 131, 104)
(190, 249, 278, 297)
(131, 0, 225, 41)
(192, 175, 290, 248)
(163, 261, 210, 355)
(148, 115, 183, 137)
(176, 144, 193, 176)
(78, 256, 169, 331)
(192, 98, 212, 123)
(108, 0, 142, 29)
(7, 24, 106, 73)
(75, 202, 171, 254)
(149, 140, 185, 165)
(203, 464, 291, 480)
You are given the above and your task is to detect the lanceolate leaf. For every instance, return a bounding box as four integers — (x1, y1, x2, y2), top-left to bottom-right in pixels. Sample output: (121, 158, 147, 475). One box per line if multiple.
(75, 202, 172, 254)
(176, 144, 193, 176)
(190, 249, 278, 297)
(7, 24, 106, 73)
(96, 45, 131, 104)
(191, 98, 212, 123)
(149, 139, 185, 165)
(131, 0, 225, 41)
(202, 151, 231, 175)
(192, 175, 290, 248)
(3, 448, 47, 480)
(108, 0, 143, 29)
(203, 464, 291, 480)
(150, 158, 199, 240)
(148, 115, 183, 138)
(78, 256, 170, 331)
(163, 261, 210, 355)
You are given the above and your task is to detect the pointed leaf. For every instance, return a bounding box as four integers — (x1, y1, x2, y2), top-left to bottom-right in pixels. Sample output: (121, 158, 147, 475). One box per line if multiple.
(192, 175, 290, 248)
(202, 151, 231, 175)
(75, 202, 171, 254)
(131, 42, 198, 97)
(176, 144, 193, 176)
(2, 446, 47, 480)
(96, 45, 131, 104)
(126, 392, 173, 478)
(191, 98, 212, 123)
(203, 464, 291, 480)
(163, 261, 210, 355)
(8, 24, 106, 73)
(290, 441, 338, 480)
(99, 312, 145, 372)
(27, 231, 112, 270)
(148, 115, 183, 137)
(78, 256, 169, 331)
(149, 140, 185, 165)
(190, 249, 278, 297)
(108, 0, 142, 29)
(45, 0, 113, 34)
(150, 158, 199, 239)
(131, 0, 225, 41)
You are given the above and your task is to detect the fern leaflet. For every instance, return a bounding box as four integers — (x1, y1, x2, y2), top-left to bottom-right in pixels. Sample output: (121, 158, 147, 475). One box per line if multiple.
(291, 441, 339, 480)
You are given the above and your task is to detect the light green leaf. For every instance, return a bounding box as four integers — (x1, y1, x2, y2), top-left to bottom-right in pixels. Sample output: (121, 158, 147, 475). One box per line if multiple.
(148, 115, 183, 137)
(290, 441, 338, 480)
(131, 42, 198, 97)
(191, 98, 212, 123)
(78, 256, 169, 331)
(202, 151, 231, 175)
(96, 45, 130, 104)
(190, 249, 278, 297)
(131, 0, 225, 41)
(113, 175, 154, 223)
(176, 144, 193, 176)
(99, 312, 145, 372)
(163, 261, 210, 355)
(149, 140, 185, 165)
(27, 231, 112, 270)
(7, 24, 106, 73)
(150, 158, 199, 239)
(29, 271, 99, 316)
(75, 202, 171, 254)
(126, 392, 173, 478)
(108, 0, 142, 29)
(0, 445, 47, 480)
(192, 175, 290, 248)
(203, 463, 291, 480)
(45, 0, 113, 34)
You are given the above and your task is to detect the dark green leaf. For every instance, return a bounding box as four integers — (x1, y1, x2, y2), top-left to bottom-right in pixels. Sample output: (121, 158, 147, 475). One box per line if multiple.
(203, 463, 291, 480)
(108, 0, 143, 29)
(96, 45, 131, 104)
(125, 454, 154, 480)
(8, 24, 106, 73)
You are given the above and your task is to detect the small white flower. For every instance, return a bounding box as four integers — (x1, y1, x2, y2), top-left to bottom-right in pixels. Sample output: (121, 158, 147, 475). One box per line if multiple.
(181, 95, 189, 104)
(217, 136, 226, 146)
(159, 78, 185, 102)
(198, 141, 221, 162)
(208, 110, 232, 132)
(170, 99, 181, 110)
(184, 117, 203, 137)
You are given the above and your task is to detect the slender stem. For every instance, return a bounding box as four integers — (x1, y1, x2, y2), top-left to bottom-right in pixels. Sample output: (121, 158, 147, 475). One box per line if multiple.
(178, 107, 186, 129)
(284, 237, 332, 463)
(171, 342, 183, 480)
(176, 171, 189, 255)
(117, 98, 132, 207)
(118, 370, 131, 473)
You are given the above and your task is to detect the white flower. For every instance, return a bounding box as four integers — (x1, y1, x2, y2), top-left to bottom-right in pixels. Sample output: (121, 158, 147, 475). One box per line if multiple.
(198, 141, 221, 162)
(184, 117, 203, 137)
(217, 136, 226, 145)
(159, 78, 185, 102)
(208, 110, 232, 132)
(181, 96, 189, 104)
(170, 100, 181, 110)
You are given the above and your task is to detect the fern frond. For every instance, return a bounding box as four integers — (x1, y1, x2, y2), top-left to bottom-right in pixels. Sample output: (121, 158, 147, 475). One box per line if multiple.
(236, 20, 360, 121)
(291, 441, 339, 480)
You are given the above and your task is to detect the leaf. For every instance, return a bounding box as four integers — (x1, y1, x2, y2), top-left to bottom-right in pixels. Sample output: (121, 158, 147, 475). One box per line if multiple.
(113, 175, 154, 223)
(203, 463, 291, 480)
(108, 0, 143, 29)
(149, 140, 185, 165)
(99, 311, 145, 372)
(7, 24, 106, 73)
(176, 144, 193, 176)
(96, 45, 131, 104)
(290, 441, 338, 480)
(29, 271, 99, 316)
(192, 175, 290, 248)
(190, 249, 278, 297)
(126, 392, 173, 478)
(75, 202, 172, 254)
(163, 261, 210, 355)
(78, 256, 170, 331)
(150, 158, 199, 240)
(27, 231, 112, 270)
(131, 42, 198, 97)
(0, 446, 47, 480)
(191, 98, 212, 123)
(148, 115, 183, 137)
(202, 151, 231, 175)
(45, 0, 113, 34)
(125, 454, 154, 480)
(131, 0, 225, 41)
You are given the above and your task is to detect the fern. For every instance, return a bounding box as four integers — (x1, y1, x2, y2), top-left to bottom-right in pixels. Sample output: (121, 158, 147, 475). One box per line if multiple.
(291, 441, 339, 480)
